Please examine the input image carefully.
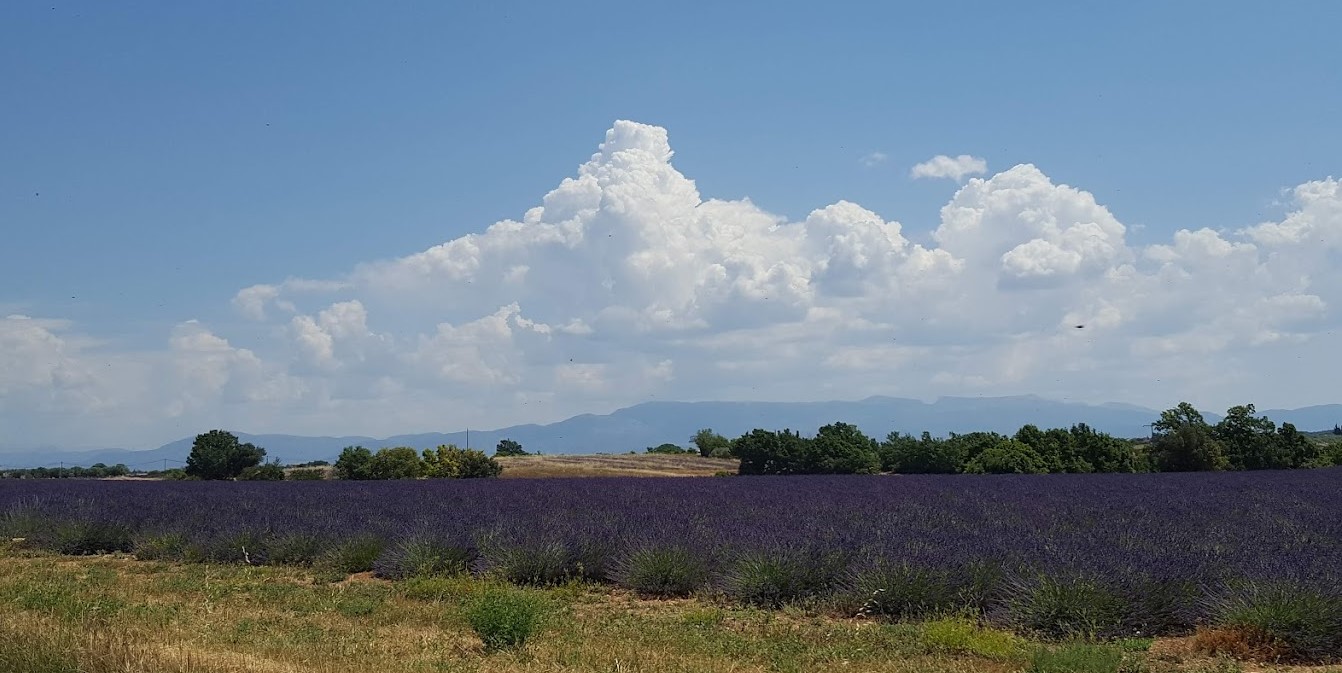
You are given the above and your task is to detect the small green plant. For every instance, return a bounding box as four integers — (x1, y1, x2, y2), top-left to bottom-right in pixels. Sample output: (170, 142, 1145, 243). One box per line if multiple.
(465, 585, 547, 652)
(1028, 642, 1125, 673)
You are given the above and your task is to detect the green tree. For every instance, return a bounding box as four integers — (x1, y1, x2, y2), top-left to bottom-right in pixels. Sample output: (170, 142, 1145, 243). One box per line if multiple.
(808, 422, 881, 474)
(881, 431, 965, 474)
(1150, 403, 1227, 472)
(690, 429, 732, 458)
(368, 447, 425, 479)
(943, 432, 1010, 467)
(964, 439, 1048, 474)
(422, 444, 463, 477)
(1273, 422, 1322, 468)
(334, 446, 373, 480)
(1069, 423, 1138, 473)
(733, 429, 811, 475)
(1013, 424, 1064, 472)
(457, 448, 504, 478)
(423, 444, 502, 478)
(184, 430, 266, 480)
(494, 439, 528, 457)
(1213, 404, 1279, 470)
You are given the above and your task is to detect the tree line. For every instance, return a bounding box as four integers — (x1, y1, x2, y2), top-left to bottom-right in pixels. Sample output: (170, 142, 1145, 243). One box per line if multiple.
(684, 402, 1341, 475)
(179, 431, 524, 480)
(0, 463, 131, 479)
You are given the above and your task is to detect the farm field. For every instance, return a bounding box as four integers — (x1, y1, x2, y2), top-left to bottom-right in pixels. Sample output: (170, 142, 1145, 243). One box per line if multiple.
(3, 469, 1340, 671)
(494, 453, 739, 478)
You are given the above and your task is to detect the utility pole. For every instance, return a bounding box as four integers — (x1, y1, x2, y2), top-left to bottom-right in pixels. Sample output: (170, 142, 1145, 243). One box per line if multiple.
(466, 428, 470, 450)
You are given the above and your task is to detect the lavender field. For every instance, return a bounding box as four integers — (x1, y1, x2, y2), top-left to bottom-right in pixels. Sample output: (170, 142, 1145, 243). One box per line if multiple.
(4, 469, 1341, 654)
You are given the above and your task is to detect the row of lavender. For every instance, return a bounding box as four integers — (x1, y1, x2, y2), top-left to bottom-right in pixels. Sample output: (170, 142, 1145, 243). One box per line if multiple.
(3, 470, 1340, 656)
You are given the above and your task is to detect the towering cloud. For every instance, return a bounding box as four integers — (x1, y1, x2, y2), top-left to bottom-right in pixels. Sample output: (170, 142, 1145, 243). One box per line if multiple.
(2, 122, 1339, 447)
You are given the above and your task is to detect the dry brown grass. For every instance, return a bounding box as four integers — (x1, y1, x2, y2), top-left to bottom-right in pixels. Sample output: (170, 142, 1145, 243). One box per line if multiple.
(1185, 626, 1296, 664)
(496, 453, 739, 478)
(7, 550, 1336, 673)
(0, 550, 1026, 673)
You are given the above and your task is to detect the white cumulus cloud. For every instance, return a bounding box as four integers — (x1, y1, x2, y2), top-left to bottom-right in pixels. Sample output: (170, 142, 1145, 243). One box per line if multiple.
(4, 122, 1341, 448)
(911, 154, 988, 181)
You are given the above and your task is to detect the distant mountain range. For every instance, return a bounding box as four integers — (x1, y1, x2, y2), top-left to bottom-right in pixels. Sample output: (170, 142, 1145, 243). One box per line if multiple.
(3, 396, 1339, 469)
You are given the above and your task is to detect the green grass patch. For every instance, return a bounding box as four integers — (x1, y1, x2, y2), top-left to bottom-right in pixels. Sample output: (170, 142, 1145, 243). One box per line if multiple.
(916, 616, 1029, 661)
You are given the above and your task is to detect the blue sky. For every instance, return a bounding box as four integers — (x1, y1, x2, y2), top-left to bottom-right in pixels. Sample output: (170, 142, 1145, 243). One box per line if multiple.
(3, 2, 1341, 448)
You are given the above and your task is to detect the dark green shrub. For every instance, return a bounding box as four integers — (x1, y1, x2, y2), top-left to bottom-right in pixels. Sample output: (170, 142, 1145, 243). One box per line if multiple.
(848, 562, 964, 620)
(1005, 574, 1127, 639)
(202, 529, 268, 564)
(723, 549, 841, 608)
(465, 586, 547, 652)
(374, 536, 474, 580)
(266, 534, 327, 566)
(484, 540, 576, 586)
(1120, 577, 1199, 636)
(319, 536, 386, 575)
(614, 546, 709, 597)
(50, 519, 134, 556)
(1211, 582, 1342, 661)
